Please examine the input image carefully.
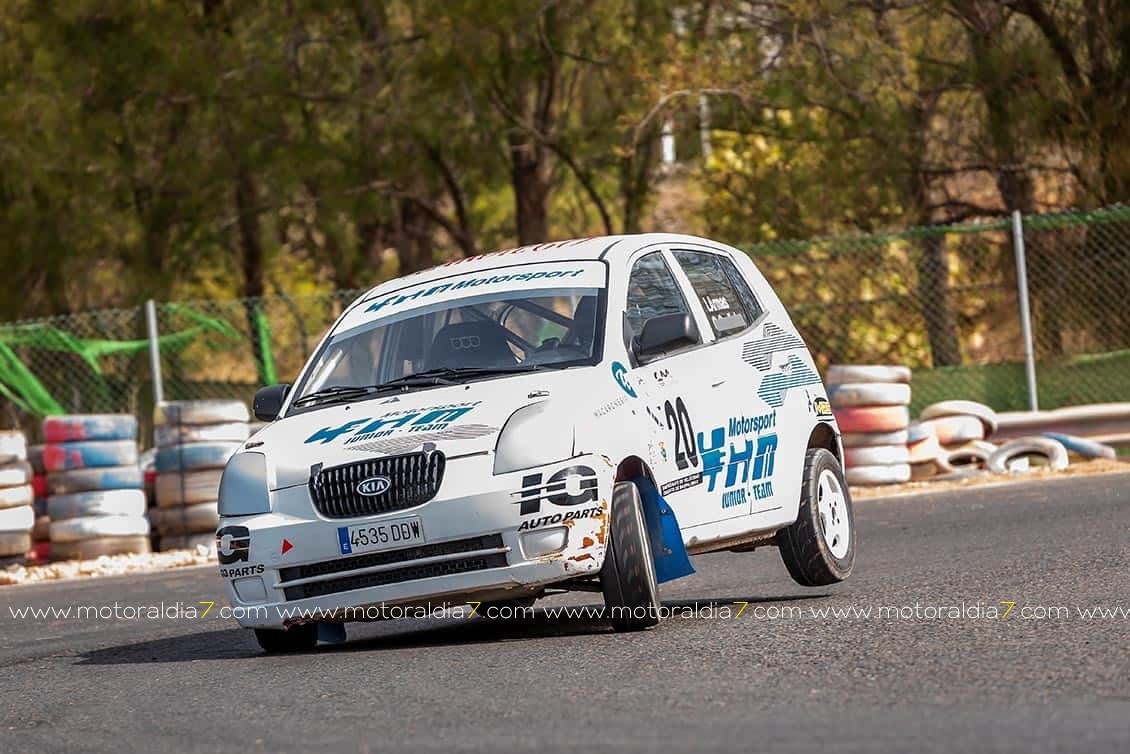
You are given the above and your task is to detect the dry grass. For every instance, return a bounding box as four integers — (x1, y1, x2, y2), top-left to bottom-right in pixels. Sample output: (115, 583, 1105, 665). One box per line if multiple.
(0, 545, 216, 588)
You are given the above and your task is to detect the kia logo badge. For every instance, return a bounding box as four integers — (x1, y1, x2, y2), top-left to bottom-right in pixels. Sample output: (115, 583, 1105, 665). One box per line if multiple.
(356, 476, 391, 497)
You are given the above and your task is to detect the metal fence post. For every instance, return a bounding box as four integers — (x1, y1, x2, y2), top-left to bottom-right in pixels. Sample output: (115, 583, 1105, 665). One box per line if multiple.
(145, 299, 165, 405)
(1011, 210, 1039, 411)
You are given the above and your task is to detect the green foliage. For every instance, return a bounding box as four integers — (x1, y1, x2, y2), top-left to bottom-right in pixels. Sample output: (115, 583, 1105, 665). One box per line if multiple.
(0, 0, 1125, 323)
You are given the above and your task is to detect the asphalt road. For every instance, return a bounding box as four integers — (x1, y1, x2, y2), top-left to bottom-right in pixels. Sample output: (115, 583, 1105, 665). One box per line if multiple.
(2, 472, 1129, 753)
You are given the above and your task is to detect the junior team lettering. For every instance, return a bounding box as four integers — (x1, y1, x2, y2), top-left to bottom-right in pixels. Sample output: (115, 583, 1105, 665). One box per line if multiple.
(305, 405, 477, 444)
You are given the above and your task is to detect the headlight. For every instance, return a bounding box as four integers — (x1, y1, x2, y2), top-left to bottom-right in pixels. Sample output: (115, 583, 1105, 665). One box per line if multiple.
(218, 452, 272, 516)
(493, 402, 575, 475)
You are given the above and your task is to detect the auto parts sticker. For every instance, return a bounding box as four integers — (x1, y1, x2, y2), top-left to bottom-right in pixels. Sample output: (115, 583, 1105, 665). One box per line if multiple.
(514, 465, 599, 515)
(216, 526, 251, 565)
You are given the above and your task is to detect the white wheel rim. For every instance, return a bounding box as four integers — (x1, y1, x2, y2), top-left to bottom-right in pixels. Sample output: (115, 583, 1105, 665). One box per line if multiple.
(816, 468, 851, 559)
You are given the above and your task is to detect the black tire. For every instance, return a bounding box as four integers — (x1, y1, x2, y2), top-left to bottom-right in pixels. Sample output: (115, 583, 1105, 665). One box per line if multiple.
(778, 448, 855, 586)
(600, 481, 660, 632)
(254, 624, 318, 654)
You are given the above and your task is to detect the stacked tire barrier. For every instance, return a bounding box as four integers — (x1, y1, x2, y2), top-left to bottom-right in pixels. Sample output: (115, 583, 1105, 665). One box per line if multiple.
(152, 401, 249, 552)
(0, 431, 34, 566)
(828, 365, 912, 486)
(907, 400, 1079, 478)
(44, 415, 150, 560)
(28, 445, 50, 563)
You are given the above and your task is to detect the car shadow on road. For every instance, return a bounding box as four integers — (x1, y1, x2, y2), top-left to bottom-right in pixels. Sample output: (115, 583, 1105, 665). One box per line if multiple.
(74, 592, 833, 664)
(328, 591, 833, 654)
(76, 628, 253, 665)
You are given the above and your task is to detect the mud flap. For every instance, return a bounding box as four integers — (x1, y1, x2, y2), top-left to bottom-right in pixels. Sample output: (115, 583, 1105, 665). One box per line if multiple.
(633, 477, 694, 584)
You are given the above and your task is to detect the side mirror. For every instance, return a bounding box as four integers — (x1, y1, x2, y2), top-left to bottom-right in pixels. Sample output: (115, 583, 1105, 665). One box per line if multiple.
(253, 384, 291, 422)
(633, 313, 699, 361)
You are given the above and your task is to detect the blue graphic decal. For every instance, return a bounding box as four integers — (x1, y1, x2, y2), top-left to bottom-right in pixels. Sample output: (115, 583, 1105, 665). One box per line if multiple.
(757, 355, 822, 408)
(698, 410, 778, 509)
(305, 402, 480, 445)
(611, 361, 636, 398)
(741, 322, 805, 370)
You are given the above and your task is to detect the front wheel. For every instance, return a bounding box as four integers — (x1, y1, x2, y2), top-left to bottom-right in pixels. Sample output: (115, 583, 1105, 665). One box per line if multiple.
(254, 623, 318, 654)
(600, 481, 661, 632)
(778, 448, 855, 586)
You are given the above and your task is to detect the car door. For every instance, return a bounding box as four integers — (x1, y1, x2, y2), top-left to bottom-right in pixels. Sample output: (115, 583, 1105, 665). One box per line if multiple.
(667, 247, 782, 523)
(623, 249, 729, 532)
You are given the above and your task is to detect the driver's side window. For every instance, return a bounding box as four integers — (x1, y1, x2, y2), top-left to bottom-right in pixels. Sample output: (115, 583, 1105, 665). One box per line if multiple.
(624, 252, 694, 350)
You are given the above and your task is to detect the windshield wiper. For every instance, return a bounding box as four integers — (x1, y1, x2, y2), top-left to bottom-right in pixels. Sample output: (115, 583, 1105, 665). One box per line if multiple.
(293, 365, 549, 409)
(377, 365, 548, 388)
(292, 385, 379, 408)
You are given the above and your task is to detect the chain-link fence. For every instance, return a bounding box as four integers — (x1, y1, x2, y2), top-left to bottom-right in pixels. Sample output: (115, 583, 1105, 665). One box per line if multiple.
(1, 204, 1127, 440)
(745, 204, 1130, 412)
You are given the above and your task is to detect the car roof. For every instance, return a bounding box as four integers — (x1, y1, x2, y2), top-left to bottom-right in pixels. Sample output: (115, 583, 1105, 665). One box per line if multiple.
(358, 232, 725, 301)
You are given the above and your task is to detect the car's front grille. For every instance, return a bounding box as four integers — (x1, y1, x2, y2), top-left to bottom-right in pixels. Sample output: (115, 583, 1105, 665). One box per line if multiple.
(282, 553, 508, 601)
(281, 535, 508, 602)
(279, 534, 504, 583)
(309, 451, 445, 518)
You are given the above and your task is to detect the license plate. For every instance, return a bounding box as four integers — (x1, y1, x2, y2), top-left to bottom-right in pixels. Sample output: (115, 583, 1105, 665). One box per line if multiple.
(337, 516, 425, 556)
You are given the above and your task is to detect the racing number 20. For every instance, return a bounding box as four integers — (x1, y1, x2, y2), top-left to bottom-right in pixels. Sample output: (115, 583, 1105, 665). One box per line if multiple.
(664, 397, 698, 470)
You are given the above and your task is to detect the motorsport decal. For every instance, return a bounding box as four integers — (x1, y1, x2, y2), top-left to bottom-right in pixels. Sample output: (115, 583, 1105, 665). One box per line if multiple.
(220, 563, 264, 579)
(611, 361, 637, 398)
(305, 402, 481, 445)
(757, 355, 822, 409)
(365, 268, 589, 315)
(518, 505, 603, 532)
(811, 395, 833, 418)
(741, 322, 804, 370)
(216, 526, 251, 565)
(697, 411, 778, 510)
(514, 465, 599, 515)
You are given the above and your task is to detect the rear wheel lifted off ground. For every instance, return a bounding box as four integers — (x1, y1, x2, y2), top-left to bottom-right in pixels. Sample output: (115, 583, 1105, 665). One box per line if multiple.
(600, 481, 661, 632)
(254, 623, 318, 654)
(778, 448, 855, 586)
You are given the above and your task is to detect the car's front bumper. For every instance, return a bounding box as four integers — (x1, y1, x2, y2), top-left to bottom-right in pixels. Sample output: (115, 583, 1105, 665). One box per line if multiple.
(217, 454, 612, 629)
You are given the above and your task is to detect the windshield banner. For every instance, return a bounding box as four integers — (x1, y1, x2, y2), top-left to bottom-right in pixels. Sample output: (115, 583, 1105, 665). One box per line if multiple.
(335, 260, 606, 335)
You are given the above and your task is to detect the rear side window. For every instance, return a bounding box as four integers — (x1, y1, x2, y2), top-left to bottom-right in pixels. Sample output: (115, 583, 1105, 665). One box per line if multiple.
(673, 250, 763, 337)
(624, 252, 692, 344)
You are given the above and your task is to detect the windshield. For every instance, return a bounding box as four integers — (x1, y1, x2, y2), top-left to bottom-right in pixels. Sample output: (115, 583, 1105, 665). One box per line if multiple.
(291, 263, 605, 410)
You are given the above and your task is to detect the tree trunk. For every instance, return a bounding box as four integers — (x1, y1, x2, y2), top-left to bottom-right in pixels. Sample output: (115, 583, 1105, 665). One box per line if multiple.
(915, 232, 963, 366)
(233, 169, 273, 385)
(509, 134, 550, 245)
(393, 199, 434, 275)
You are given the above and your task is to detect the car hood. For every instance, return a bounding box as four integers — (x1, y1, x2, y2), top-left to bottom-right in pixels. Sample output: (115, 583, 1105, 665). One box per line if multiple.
(249, 370, 596, 490)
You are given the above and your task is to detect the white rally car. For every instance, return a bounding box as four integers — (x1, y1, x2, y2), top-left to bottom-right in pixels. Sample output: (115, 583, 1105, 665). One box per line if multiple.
(217, 234, 854, 652)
